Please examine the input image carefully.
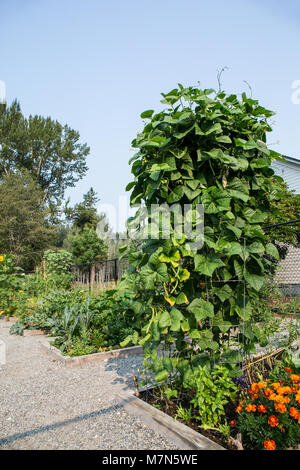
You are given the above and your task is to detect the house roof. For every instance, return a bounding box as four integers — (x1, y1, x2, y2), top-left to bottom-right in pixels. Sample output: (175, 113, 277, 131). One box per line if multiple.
(275, 245, 300, 284)
(282, 155, 300, 165)
(272, 155, 300, 194)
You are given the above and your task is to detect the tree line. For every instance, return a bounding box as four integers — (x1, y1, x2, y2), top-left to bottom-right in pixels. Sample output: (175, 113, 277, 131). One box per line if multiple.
(0, 100, 122, 271)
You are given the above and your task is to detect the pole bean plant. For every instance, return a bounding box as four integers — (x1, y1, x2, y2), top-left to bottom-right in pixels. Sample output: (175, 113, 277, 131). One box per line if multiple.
(119, 84, 284, 385)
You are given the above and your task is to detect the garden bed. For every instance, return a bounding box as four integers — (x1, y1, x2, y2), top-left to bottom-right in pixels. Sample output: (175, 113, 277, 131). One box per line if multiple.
(0, 315, 18, 323)
(274, 312, 300, 319)
(129, 343, 300, 451)
(39, 336, 143, 367)
(117, 389, 225, 450)
(22, 329, 44, 337)
(137, 386, 237, 450)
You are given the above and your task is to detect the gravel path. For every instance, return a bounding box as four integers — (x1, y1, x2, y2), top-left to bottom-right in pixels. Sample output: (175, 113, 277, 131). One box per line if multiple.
(0, 321, 177, 450)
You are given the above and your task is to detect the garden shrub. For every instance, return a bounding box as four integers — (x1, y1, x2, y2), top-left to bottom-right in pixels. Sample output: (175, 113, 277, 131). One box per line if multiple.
(70, 226, 107, 268)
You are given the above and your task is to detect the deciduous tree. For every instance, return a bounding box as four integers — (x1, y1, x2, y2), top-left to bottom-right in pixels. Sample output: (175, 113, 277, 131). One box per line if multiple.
(0, 171, 55, 270)
(0, 100, 89, 211)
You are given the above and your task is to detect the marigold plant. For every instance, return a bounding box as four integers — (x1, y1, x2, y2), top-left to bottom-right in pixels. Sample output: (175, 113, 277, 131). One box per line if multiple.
(235, 366, 300, 450)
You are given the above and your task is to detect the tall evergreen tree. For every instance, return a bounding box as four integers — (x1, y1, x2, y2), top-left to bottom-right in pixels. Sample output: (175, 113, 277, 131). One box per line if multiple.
(67, 189, 107, 271)
(65, 187, 100, 230)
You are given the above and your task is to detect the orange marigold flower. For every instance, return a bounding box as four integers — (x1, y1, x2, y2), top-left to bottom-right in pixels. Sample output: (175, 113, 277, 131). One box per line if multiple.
(278, 424, 283, 432)
(264, 439, 276, 450)
(250, 383, 260, 394)
(274, 403, 287, 413)
(264, 388, 273, 398)
(273, 394, 285, 404)
(271, 382, 280, 390)
(285, 367, 292, 372)
(289, 407, 299, 418)
(269, 393, 277, 401)
(268, 415, 279, 427)
(230, 419, 236, 427)
(293, 410, 300, 419)
(250, 393, 259, 400)
(257, 404, 267, 413)
(280, 386, 292, 394)
(257, 381, 267, 389)
(245, 403, 256, 412)
(236, 404, 243, 413)
(290, 374, 300, 383)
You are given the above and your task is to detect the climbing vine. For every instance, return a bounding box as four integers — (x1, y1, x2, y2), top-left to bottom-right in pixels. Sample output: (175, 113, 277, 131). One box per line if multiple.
(120, 84, 283, 383)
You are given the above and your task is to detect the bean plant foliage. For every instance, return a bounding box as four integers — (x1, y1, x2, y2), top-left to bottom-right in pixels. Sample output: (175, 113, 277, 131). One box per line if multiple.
(120, 83, 284, 384)
(44, 249, 74, 289)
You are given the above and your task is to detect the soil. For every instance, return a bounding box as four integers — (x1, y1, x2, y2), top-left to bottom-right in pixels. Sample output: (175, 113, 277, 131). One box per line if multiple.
(140, 387, 238, 450)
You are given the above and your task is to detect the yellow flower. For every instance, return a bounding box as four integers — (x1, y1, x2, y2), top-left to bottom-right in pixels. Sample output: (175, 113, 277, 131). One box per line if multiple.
(164, 296, 175, 306)
(0, 255, 4, 262)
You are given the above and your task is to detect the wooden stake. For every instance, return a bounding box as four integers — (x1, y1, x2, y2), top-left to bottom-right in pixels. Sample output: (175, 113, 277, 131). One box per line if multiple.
(133, 374, 140, 397)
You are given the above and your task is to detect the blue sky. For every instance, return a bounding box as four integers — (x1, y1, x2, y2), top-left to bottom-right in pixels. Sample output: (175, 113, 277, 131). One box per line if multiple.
(1, 0, 300, 228)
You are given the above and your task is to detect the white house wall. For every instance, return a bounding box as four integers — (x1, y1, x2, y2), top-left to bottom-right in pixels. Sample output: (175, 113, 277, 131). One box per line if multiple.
(272, 159, 300, 194)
